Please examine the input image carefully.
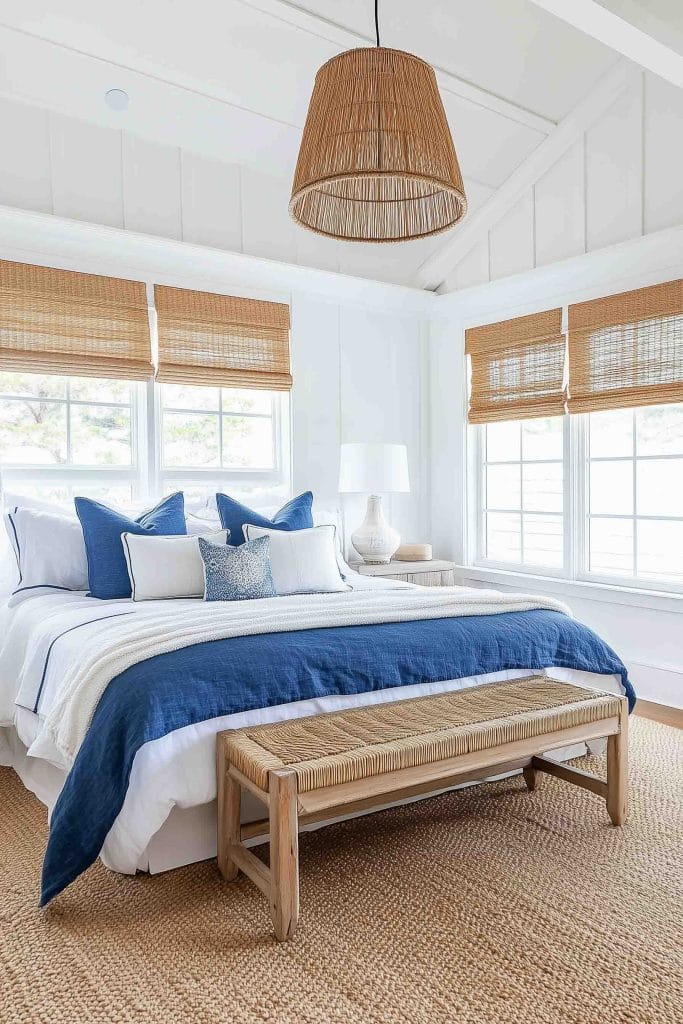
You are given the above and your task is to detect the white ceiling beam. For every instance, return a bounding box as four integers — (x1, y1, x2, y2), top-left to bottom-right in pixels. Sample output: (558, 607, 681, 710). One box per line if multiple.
(414, 60, 636, 291)
(529, 0, 683, 90)
(239, 0, 556, 135)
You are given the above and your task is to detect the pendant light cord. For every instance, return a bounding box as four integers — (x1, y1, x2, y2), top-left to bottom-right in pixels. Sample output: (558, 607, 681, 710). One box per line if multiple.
(374, 0, 381, 170)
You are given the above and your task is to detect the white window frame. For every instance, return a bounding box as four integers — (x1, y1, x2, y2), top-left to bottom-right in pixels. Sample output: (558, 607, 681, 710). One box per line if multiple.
(151, 382, 291, 498)
(472, 417, 568, 579)
(469, 411, 683, 597)
(575, 409, 683, 595)
(0, 378, 291, 505)
(0, 379, 145, 500)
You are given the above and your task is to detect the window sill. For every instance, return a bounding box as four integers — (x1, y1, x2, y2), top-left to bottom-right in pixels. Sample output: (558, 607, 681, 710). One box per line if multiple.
(457, 564, 683, 614)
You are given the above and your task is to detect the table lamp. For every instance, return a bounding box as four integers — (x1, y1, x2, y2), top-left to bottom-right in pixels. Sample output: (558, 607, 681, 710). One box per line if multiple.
(338, 443, 410, 564)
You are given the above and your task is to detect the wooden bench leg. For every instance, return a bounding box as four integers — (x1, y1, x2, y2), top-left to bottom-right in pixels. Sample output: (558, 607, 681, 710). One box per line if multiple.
(606, 703, 628, 827)
(522, 765, 538, 792)
(217, 741, 241, 881)
(269, 769, 299, 942)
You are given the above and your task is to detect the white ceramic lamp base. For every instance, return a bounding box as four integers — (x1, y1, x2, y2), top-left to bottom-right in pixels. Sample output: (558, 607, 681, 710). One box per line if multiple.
(351, 494, 400, 564)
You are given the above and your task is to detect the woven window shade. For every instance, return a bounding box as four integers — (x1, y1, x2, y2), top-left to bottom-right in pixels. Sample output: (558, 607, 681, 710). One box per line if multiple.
(568, 280, 683, 413)
(0, 260, 153, 380)
(465, 309, 566, 424)
(155, 286, 291, 391)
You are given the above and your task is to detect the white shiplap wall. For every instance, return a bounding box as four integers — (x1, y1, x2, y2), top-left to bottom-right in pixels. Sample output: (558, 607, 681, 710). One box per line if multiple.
(443, 72, 683, 292)
(0, 94, 449, 287)
(292, 296, 429, 546)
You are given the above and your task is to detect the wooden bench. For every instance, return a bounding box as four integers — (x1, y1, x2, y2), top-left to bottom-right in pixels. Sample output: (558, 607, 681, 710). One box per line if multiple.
(216, 676, 628, 941)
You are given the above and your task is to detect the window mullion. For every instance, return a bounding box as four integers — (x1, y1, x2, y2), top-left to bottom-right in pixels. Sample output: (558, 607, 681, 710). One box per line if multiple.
(569, 412, 584, 583)
(146, 380, 161, 502)
(477, 426, 486, 563)
(519, 457, 524, 565)
(218, 389, 225, 469)
(65, 379, 72, 466)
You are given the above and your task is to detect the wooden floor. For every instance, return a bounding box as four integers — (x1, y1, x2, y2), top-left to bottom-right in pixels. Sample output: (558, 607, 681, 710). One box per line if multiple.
(635, 699, 683, 730)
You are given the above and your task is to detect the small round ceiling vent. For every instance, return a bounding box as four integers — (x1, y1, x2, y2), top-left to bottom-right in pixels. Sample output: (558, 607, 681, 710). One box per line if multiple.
(104, 88, 130, 111)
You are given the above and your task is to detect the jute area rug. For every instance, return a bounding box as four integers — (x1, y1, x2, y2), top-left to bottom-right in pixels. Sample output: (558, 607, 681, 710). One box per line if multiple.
(1, 717, 681, 1024)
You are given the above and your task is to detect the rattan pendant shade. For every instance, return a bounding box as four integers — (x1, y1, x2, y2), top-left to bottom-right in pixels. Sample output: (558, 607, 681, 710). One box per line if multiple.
(289, 47, 467, 242)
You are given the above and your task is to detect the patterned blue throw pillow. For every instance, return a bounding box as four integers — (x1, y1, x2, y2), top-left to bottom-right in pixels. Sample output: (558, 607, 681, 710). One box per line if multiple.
(198, 535, 276, 601)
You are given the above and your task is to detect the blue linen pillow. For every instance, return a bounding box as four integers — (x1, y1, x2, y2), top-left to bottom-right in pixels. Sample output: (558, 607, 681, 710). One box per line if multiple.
(215, 491, 314, 546)
(198, 535, 276, 601)
(75, 492, 187, 600)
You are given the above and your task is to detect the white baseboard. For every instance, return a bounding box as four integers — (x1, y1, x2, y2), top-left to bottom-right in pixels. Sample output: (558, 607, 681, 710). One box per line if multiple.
(627, 662, 683, 710)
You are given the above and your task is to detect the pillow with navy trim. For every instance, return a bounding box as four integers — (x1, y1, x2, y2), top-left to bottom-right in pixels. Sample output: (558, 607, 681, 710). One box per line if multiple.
(215, 490, 314, 546)
(4, 506, 88, 605)
(122, 530, 229, 601)
(75, 492, 187, 599)
(244, 524, 348, 596)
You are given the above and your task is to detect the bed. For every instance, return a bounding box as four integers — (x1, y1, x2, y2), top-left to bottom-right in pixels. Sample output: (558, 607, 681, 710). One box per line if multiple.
(0, 574, 634, 906)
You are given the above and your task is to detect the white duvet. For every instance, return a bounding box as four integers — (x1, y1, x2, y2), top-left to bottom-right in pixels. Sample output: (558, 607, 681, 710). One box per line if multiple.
(0, 582, 622, 877)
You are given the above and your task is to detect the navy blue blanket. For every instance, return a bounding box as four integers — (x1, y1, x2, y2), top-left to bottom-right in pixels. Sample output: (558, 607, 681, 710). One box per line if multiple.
(41, 610, 633, 905)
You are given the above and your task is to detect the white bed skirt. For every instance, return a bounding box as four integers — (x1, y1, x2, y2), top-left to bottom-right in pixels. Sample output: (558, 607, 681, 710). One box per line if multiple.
(1, 664, 617, 878)
(4, 724, 591, 875)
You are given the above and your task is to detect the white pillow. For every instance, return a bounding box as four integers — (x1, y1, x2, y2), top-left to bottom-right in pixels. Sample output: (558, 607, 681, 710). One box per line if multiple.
(0, 520, 18, 600)
(243, 524, 349, 596)
(248, 503, 351, 576)
(122, 530, 229, 601)
(312, 506, 351, 576)
(4, 506, 89, 604)
(185, 510, 223, 536)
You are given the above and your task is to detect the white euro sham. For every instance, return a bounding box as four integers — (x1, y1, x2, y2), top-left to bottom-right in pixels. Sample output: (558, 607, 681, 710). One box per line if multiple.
(4, 506, 89, 603)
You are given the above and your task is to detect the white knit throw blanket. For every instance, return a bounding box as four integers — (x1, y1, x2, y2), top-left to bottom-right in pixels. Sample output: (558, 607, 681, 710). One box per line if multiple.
(31, 587, 570, 767)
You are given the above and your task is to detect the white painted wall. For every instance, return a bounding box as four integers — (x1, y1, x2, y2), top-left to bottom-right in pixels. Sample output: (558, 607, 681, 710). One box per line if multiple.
(430, 225, 683, 709)
(442, 71, 683, 292)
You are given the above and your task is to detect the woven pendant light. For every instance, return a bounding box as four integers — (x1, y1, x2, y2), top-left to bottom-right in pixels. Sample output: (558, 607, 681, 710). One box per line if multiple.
(289, 5, 467, 243)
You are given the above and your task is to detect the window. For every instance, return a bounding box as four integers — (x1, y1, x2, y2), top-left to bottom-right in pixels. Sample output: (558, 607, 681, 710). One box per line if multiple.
(0, 371, 289, 508)
(472, 404, 683, 592)
(479, 417, 564, 571)
(0, 371, 138, 505)
(469, 278, 683, 594)
(0, 261, 292, 509)
(158, 383, 290, 507)
(587, 405, 683, 584)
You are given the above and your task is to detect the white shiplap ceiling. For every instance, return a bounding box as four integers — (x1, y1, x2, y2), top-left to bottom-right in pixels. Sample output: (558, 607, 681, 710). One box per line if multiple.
(0, 0, 634, 283)
(294, 0, 619, 121)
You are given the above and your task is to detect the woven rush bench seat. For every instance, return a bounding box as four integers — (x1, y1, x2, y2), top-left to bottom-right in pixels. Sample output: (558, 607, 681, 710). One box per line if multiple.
(216, 676, 629, 941)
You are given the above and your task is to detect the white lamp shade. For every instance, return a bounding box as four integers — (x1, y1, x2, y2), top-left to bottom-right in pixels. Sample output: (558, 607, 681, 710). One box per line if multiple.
(339, 443, 410, 493)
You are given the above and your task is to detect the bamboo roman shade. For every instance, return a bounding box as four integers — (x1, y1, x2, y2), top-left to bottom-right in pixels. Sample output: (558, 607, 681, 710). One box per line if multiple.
(154, 286, 291, 391)
(568, 280, 683, 413)
(465, 309, 566, 424)
(0, 260, 153, 380)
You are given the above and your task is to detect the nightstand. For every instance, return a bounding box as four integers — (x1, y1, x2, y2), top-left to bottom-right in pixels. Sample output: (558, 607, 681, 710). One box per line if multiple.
(349, 559, 457, 587)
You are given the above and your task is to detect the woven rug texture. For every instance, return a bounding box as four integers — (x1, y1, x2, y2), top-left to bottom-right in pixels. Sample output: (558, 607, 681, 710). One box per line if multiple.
(1, 716, 681, 1024)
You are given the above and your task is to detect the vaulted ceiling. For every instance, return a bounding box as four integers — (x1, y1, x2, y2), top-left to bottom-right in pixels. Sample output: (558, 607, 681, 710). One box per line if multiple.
(0, 0, 677, 286)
